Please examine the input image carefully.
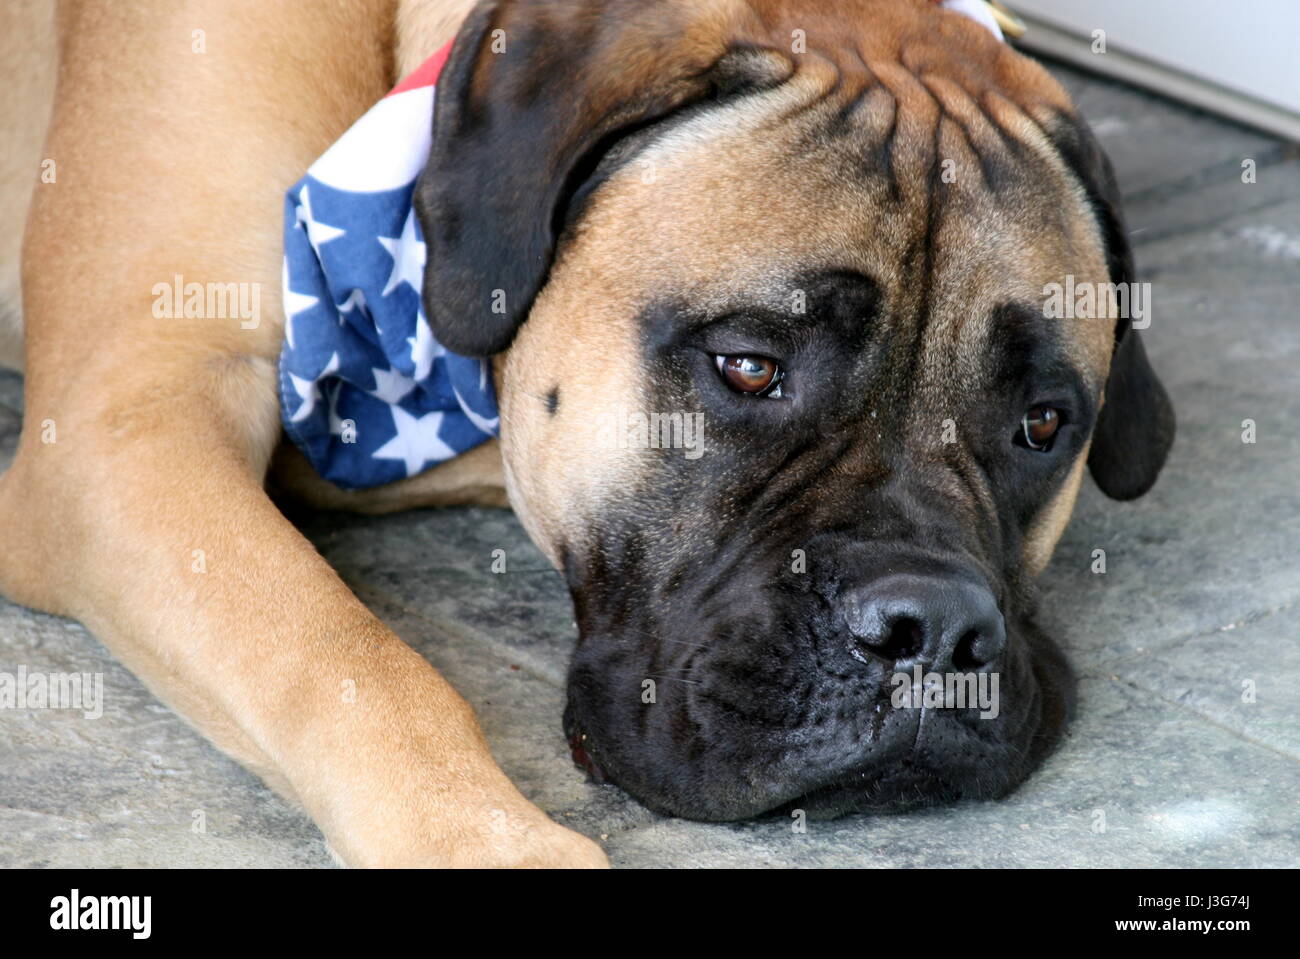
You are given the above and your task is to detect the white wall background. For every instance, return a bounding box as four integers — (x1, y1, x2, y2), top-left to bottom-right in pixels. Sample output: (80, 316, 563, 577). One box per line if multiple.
(1012, 0, 1300, 114)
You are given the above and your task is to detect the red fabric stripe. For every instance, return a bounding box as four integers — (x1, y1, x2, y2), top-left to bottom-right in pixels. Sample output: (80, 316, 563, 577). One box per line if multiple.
(386, 41, 455, 96)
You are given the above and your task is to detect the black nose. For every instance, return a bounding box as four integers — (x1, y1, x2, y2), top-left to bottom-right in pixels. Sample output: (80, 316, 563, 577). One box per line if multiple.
(841, 574, 1006, 671)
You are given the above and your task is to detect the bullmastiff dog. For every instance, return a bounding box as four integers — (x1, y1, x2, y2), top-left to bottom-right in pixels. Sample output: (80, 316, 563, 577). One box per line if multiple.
(0, 0, 1173, 867)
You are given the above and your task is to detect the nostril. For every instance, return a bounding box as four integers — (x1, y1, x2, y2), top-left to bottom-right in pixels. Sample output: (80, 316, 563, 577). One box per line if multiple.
(853, 615, 925, 664)
(952, 629, 984, 670)
(952, 611, 1007, 670)
(880, 617, 925, 661)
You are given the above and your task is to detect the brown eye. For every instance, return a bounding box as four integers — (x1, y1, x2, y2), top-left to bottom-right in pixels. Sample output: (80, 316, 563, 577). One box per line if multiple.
(1021, 406, 1061, 451)
(715, 355, 783, 397)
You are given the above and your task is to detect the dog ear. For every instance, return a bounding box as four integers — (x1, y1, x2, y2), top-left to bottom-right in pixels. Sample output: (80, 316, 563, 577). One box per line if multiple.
(1051, 113, 1175, 501)
(414, 0, 787, 356)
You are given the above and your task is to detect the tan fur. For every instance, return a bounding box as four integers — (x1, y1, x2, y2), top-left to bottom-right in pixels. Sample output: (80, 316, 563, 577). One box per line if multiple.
(0, 0, 602, 868)
(1023, 444, 1089, 575)
(0, 0, 56, 371)
(0, 0, 1111, 867)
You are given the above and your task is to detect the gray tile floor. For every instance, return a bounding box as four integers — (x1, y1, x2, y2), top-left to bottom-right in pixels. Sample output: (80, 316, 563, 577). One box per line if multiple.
(1, 60, 1297, 868)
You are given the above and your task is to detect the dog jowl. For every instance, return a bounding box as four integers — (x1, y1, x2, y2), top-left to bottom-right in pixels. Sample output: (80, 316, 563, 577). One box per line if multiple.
(416, 0, 1175, 820)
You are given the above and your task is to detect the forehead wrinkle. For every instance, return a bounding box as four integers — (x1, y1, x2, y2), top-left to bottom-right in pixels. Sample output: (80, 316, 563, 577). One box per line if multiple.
(868, 58, 944, 201)
(920, 73, 1018, 192)
(550, 22, 1114, 386)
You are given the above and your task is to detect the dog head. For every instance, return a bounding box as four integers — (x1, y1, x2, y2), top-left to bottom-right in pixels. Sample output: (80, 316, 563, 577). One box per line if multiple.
(415, 0, 1174, 820)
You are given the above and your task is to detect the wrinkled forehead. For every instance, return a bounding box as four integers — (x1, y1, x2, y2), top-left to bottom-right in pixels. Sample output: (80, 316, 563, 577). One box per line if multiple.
(559, 52, 1116, 382)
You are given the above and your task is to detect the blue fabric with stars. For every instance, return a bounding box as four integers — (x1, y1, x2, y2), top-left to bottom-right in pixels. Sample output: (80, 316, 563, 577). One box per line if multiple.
(278, 176, 499, 490)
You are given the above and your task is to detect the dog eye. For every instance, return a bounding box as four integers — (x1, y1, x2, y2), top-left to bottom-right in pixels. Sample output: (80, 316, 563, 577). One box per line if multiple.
(1019, 406, 1062, 451)
(715, 355, 784, 397)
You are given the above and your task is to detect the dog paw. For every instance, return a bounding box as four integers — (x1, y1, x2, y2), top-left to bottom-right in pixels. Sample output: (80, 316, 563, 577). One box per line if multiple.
(331, 804, 610, 869)
(506, 824, 609, 869)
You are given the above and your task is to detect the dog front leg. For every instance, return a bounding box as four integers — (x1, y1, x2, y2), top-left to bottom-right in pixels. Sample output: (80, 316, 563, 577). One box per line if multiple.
(0, 0, 604, 869)
(2, 394, 603, 867)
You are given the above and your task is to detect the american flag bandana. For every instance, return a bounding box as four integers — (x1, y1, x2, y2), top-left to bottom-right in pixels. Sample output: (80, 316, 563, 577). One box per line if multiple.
(279, 4, 1001, 490)
(278, 42, 497, 490)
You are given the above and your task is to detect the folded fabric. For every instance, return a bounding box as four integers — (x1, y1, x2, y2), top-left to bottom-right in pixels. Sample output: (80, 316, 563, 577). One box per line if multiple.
(279, 42, 498, 491)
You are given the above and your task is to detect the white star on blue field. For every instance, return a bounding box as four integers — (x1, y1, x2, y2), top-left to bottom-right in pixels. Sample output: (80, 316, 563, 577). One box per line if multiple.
(278, 174, 498, 490)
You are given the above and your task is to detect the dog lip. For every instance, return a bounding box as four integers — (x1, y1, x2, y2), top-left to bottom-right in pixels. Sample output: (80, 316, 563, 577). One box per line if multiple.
(568, 728, 608, 783)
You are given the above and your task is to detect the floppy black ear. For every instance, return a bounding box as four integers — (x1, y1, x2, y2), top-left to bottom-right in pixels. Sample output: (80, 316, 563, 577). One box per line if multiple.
(1051, 113, 1175, 500)
(1088, 328, 1175, 500)
(414, 0, 789, 357)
